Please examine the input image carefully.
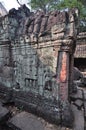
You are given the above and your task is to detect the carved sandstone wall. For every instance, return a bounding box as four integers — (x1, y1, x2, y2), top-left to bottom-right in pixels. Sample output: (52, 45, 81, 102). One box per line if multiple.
(0, 5, 79, 127)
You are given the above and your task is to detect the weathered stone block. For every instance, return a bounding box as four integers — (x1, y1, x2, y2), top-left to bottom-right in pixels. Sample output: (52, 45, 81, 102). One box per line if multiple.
(0, 84, 13, 102)
(0, 104, 10, 124)
(71, 104, 84, 130)
(8, 112, 44, 130)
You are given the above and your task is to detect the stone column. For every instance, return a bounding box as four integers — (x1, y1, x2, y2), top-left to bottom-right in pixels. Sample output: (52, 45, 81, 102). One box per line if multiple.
(69, 43, 76, 95)
(57, 51, 69, 102)
(56, 40, 75, 127)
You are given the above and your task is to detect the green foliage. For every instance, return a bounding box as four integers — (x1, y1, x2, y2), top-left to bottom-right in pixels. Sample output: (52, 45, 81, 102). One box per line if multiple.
(29, 0, 59, 12)
(58, 0, 82, 9)
(29, 0, 86, 18)
(57, 0, 86, 32)
(81, 7, 86, 20)
(29, 0, 86, 20)
(57, 0, 86, 20)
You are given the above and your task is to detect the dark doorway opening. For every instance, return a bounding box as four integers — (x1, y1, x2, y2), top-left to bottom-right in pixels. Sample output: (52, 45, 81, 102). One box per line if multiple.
(74, 58, 86, 72)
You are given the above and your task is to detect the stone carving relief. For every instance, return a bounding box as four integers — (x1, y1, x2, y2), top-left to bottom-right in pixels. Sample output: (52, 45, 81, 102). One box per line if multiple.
(0, 6, 78, 107)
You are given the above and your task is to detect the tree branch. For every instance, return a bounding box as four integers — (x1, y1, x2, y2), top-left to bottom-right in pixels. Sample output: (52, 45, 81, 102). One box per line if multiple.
(16, 0, 22, 6)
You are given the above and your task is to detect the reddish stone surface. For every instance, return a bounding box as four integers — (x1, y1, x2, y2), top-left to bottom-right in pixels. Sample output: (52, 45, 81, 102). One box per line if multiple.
(60, 52, 67, 82)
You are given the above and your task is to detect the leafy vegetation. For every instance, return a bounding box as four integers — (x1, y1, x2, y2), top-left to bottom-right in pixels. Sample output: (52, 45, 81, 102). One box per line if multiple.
(29, 0, 86, 18)
(28, 0, 60, 13)
(57, 0, 86, 20)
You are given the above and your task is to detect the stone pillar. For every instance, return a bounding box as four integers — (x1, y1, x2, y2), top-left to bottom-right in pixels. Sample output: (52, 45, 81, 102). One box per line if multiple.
(69, 43, 76, 95)
(69, 53, 74, 94)
(56, 40, 75, 127)
(57, 51, 69, 102)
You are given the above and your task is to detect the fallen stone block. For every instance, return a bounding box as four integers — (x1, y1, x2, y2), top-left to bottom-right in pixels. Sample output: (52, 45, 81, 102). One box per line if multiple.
(0, 104, 10, 124)
(8, 111, 45, 130)
(84, 91, 86, 100)
(84, 101, 86, 128)
(73, 67, 83, 81)
(73, 99, 83, 110)
(0, 84, 13, 103)
(70, 89, 83, 101)
(71, 104, 84, 130)
(83, 91, 86, 120)
(0, 101, 2, 106)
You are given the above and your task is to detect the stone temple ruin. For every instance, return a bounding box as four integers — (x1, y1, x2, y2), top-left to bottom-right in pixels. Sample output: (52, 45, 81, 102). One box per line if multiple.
(0, 4, 82, 128)
(74, 32, 86, 76)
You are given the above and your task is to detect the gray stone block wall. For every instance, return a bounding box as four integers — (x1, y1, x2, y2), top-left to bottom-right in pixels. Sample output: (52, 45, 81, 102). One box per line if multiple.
(0, 40, 58, 100)
(0, 6, 79, 102)
(0, 44, 13, 88)
(11, 41, 58, 100)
